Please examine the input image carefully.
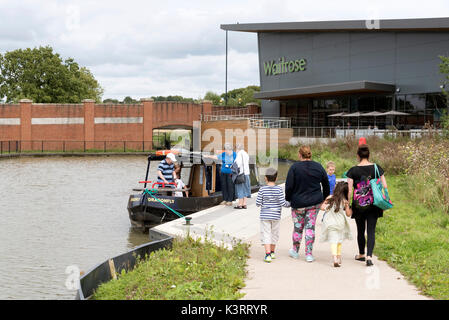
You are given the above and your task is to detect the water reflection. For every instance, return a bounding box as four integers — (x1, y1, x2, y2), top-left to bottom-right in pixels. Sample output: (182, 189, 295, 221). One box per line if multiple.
(0, 156, 292, 299)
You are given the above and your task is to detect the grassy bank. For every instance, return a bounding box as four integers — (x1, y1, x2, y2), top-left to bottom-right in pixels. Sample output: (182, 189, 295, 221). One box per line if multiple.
(92, 236, 249, 300)
(375, 175, 449, 300)
(280, 137, 449, 299)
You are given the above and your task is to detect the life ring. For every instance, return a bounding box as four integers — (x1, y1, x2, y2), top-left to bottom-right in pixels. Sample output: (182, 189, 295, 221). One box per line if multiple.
(155, 149, 180, 156)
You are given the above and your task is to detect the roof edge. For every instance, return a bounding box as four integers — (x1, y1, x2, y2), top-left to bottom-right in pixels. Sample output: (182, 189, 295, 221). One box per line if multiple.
(220, 17, 449, 33)
(254, 81, 396, 100)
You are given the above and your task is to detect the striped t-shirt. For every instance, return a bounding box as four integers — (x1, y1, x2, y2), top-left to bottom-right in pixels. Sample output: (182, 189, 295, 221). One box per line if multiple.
(157, 159, 174, 183)
(256, 185, 289, 220)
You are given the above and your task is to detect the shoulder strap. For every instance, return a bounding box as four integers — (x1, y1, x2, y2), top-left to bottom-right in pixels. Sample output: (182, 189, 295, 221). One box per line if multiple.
(374, 163, 380, 179)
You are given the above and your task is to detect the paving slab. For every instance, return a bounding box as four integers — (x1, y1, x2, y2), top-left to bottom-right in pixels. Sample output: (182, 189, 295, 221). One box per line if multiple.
(152, 186, 430, 300)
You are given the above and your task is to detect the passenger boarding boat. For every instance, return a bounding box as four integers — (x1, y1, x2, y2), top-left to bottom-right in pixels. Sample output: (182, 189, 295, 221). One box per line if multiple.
(127, 151, 260, 232)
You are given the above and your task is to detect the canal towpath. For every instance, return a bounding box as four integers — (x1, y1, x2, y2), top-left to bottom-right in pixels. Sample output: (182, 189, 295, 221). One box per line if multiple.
(152, 185, 429, 300)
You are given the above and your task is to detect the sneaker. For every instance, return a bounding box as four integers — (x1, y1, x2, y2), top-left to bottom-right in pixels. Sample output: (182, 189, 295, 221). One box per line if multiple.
(306, 255, 315, 263)
(270, 252, 276, 259)
(264, 254, 272, 263)
(288, 249, 299, 259)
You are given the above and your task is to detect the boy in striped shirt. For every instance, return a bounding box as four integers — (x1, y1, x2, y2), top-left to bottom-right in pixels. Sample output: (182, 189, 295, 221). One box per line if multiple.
(256, 168, 290, 263)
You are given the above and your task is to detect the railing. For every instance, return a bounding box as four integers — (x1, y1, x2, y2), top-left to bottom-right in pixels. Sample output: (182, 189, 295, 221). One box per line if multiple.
(201, 113, 292, 128)
(335, 128, 444, 139)
(249, 117, 291, 128)
(0, 140, 155, 154)
(201, 113, 257, 121)
(292, 127, 337, 138)
(206, 106, 251, 117)
(291, 127, 444, 138)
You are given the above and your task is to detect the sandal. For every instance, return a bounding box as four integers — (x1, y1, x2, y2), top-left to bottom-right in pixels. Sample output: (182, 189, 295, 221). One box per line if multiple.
(234, 206, 243, 209)
(355, 254, 366, 261)
(242, 205, 247, 209)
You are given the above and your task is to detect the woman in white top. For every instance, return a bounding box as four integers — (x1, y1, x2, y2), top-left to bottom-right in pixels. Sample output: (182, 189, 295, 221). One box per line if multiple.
(234, 143, 251, 209)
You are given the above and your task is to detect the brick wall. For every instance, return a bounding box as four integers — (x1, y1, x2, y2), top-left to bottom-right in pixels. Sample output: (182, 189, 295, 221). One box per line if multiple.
(0, 99, 213, 151)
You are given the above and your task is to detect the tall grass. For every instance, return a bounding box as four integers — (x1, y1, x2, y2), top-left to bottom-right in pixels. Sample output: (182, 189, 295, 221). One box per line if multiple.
(280, 136, 449, 214)
(92, 235, 249, 300)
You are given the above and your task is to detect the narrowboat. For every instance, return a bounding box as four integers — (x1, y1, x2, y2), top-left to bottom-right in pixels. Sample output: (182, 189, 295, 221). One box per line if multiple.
(127, 151, 260, 232)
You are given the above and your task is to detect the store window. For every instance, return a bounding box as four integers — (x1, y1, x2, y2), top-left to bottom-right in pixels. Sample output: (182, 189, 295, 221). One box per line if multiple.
(426, 93, 448, 128)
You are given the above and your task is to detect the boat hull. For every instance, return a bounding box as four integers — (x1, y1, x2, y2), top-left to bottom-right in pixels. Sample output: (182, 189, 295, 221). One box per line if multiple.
(127, 186, 259, 229)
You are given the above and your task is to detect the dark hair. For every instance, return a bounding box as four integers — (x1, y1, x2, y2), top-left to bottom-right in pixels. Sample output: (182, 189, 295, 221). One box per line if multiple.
(357, 144, 370, 160)
(299, 145, 312, 159)
(265, 168, 278, 182)
(326, 181, 349, 211)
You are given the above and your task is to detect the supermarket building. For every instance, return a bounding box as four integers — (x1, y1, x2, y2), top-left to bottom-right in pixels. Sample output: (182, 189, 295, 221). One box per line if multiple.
(221, 17, 449, 129)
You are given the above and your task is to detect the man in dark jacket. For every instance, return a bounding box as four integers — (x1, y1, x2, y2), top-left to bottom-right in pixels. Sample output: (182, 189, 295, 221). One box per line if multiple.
(285, 146, 330, 262)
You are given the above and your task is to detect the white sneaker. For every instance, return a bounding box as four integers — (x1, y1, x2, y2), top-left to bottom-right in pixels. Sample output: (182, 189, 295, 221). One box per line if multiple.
(306, 255, 315, 262)
(289, 249, 299, 259)
(264, 254, 272, 263)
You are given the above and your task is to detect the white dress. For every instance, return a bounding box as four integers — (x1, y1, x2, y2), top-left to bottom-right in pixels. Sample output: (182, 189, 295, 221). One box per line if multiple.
(174, 179, 185, 197)
(321, 204, 352, 243)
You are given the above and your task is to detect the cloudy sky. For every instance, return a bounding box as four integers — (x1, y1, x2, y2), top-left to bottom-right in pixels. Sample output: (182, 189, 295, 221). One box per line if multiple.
(1, 0, 449, 101)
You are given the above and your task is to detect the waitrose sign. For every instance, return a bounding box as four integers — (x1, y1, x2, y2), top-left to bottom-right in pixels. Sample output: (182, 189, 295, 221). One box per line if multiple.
(263, 57, 307, 76)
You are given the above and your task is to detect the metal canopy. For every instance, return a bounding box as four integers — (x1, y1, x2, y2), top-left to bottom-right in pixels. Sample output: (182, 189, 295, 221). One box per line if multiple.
(253, 81, 395, 100)
(221, 17, 449, 33)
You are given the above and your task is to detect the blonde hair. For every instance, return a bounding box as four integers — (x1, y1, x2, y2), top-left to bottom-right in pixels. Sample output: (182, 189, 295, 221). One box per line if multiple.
(326, 161, 336, 169)
(299, 145, 312, 159)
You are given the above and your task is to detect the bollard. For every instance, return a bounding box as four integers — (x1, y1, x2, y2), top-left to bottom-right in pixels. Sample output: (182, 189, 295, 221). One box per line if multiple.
(183, 217, 193, 225)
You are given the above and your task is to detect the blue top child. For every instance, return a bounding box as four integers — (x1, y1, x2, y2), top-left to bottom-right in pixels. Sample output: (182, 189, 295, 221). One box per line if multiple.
(326, 161, 336, 195)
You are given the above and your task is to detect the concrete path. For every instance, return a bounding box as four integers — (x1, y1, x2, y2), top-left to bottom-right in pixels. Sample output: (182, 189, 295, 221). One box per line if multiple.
(152, 188, 429, 300)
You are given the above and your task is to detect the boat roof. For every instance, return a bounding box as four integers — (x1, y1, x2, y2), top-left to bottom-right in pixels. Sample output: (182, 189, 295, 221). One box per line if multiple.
(148, 151, 219, 165)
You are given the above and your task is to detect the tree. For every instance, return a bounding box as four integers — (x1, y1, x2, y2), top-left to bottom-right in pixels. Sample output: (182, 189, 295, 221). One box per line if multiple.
(151, 95, 197, 103)
(219, 85, 260, 106)
(203, 91, 221, 105)
(102, 98, 120, 104)
(122, 96, 139, 104)
(0, 46, 103, 103)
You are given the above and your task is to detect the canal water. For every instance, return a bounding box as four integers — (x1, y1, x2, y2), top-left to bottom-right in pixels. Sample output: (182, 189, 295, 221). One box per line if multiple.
(0, 156, 292, 299)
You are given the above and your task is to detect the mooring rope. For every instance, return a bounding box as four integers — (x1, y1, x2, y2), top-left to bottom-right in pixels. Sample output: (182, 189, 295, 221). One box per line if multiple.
(142, 188, 186, 220)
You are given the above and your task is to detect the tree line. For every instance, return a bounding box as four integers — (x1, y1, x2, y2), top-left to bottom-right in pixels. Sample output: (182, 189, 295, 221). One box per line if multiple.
(0, 46, 261, 106)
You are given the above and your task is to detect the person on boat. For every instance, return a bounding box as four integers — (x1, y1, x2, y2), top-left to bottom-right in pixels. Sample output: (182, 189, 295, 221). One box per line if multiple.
(203, 143, 236, 206)
(173, 163, 188, 197)
(157, 152, 176, 187)
(234, 143, 251, 209)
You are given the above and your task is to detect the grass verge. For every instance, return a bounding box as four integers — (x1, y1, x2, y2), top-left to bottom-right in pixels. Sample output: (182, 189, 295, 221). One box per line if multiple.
(375, 175, 449, 300)
(92, 236, 249, 300)
(279, 139, 449, 299)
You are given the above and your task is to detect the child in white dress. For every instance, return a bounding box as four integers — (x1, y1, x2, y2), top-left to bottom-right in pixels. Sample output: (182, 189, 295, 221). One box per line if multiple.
(320, 181, 352, 267)
(174, 163, 188, 198)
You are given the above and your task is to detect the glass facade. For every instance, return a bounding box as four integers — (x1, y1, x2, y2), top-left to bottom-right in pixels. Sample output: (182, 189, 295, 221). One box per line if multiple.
(280, 93, 448, 129)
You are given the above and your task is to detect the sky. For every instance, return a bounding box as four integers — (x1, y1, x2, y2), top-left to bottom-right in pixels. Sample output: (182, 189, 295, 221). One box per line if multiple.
(1, 0, 449, 101)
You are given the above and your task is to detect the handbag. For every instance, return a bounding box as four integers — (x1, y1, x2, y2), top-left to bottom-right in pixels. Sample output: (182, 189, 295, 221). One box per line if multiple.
(235, 173, 246, 184)
(231, 154, 245, 184)
(370, 164, 393, 211)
